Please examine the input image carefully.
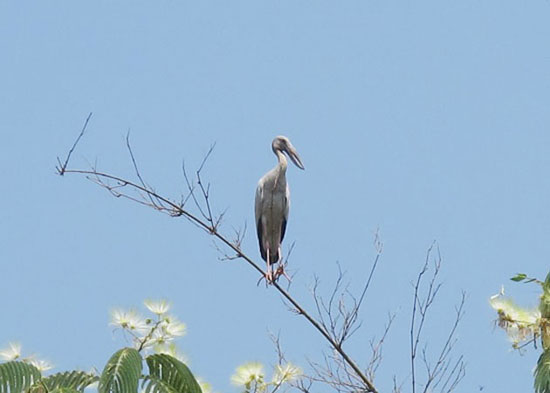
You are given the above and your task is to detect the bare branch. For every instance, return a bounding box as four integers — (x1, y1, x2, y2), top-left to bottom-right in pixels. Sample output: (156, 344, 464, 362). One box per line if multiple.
(125, 131, 159, 208)
(182, 159, 210, 224)
(366, 313, 396, 382)
(410, 243, 466, 393)
(57, 134, 379, 393)
(305, 237, 387, 393)
(56, 112, 92, 175)
(354, 229, 384, 317)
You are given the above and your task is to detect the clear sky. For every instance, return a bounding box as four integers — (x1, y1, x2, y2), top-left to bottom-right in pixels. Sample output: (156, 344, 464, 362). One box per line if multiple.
(1, 1, 549, 392)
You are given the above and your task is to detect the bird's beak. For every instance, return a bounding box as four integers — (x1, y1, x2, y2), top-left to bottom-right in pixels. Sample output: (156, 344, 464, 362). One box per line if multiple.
(286, 144, 305, 170)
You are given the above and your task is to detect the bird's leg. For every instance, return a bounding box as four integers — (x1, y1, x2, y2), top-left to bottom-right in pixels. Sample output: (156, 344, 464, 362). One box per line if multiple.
(265, 249, 273, 284)
(274, 248, 292, 282)
(257, 248, 274, 286)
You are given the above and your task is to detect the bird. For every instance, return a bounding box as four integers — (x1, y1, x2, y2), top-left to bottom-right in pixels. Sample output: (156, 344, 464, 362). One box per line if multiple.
(255, 136, 305, 283)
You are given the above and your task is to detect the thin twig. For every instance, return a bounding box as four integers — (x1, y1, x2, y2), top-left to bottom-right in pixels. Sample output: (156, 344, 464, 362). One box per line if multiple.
(56, 112, 92, 175)
(354, 230, 383, 316)
(126, 131, 158, 207)
(367, 313, 396, 382)
(410, 243, 465, 393)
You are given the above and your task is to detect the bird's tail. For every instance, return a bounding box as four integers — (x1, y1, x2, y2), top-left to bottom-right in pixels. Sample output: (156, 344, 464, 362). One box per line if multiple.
(260, 244, 281, 265)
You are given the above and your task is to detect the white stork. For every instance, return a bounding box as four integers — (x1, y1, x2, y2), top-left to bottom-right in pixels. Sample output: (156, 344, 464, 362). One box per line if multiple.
(255, 136, 304, 283)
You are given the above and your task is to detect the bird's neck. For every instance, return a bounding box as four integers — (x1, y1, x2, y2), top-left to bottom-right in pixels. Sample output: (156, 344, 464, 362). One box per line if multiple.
(275, 150, 288, 174)
(271, 150, 287, 189)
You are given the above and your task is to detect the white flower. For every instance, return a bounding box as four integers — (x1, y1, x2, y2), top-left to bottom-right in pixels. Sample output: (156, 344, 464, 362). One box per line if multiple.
(231, 362, 265, 386)
(110, 309, 131, 327)
(150, 327, 169, 346)
(489, 292, 540, 326)
(163, 317, 187, 338)
(0, 342, 21, 361)
(27, 358, 53, 372)
(490, 290, 541, 346)
(110, 309, 148, 334)
(144, 299, 171, 316)
(0, 343, 53, 372)
(272, 363, 302, 384)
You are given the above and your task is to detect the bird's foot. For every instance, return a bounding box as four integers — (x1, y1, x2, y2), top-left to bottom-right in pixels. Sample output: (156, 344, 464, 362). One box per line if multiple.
(257, 269, 274, 286)
(274, 264, 291, 282)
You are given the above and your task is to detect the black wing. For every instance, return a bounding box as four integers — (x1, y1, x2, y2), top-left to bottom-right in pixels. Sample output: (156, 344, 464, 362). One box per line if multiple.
(280, 189, 288, 242)
(280, 217, 287, 243)
(256, 217, 267, 262)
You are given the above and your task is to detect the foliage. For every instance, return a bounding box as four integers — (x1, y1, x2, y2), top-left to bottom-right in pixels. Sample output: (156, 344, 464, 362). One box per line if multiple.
(0, 300, 203, 393)
(40, 370, 99, 392)
(0, 361, 41, 393)
(143, 354, 202, 393)
(536, 351, 550, 393)
(0, 298, 305, 393)
(0, 343, 52, 373)
(110, 301, 187, 358)
(490, 272, 550, 393)
(98, 348, 142, 393)
(540, 273, 550, 336)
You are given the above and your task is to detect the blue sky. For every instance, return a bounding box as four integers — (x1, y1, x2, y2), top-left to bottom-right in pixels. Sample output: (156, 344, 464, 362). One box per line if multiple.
(1, 1, 550, 392)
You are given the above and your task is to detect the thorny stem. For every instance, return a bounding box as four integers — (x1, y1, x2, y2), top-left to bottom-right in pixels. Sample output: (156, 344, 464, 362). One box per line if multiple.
(56, 118, 379, 393)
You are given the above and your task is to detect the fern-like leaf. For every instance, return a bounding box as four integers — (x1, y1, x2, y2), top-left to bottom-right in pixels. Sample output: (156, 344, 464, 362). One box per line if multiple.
(0, 361, 41, 393)
(98, 348, 142, 393)
(39, 371, 98, 392)
(541, 273, 550, 318)
(49, 388, 82, 393)
(535, 350, 550, 393)
(143, 354, 201, 393)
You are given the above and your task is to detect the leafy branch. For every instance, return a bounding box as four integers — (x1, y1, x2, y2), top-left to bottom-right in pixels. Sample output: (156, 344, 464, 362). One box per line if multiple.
(0, 300, 203, 393)
(491, 272, 550, 392)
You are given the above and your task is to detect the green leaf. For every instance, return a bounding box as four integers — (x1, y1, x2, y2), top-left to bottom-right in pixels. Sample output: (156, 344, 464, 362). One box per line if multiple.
(98, 348, 142, 393)
(535, 350, 550, 393)
(0, 361, 41, 393)
(49, 388, 82, 393)
(143, 354, 201, 393)
(39, 371, 98, 392)
(511, 273, 527, 282)
(541, 273, 550, 323)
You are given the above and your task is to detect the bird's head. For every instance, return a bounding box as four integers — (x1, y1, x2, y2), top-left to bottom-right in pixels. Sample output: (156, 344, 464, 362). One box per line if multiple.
(272, 135, 305, 170)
